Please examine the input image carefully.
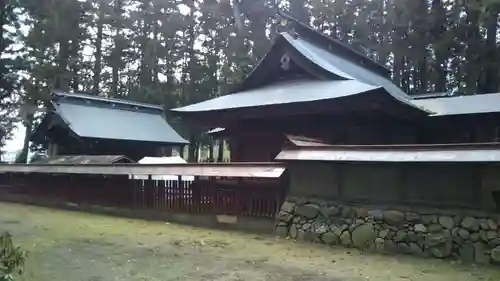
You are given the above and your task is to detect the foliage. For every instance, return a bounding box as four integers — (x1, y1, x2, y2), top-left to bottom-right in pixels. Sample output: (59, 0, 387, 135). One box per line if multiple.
(0, 0, 23, 148)
(0, 232, 26, 281)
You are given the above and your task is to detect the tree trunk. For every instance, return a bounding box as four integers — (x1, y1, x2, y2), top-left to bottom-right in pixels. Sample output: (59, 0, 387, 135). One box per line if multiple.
(464, 4, 480, 94)
(111, 0, 123, 96)
(139, 0, 153, 89)
(92, 0, 104, 93)
(55, 39, 70, 91)
(479, 5, 499, 93)
(430, 0, 447, 92)
(16, 99, 34, 164)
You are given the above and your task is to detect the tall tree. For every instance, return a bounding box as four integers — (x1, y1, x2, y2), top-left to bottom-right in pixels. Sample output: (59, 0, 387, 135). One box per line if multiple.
(0, 0, 22, 150)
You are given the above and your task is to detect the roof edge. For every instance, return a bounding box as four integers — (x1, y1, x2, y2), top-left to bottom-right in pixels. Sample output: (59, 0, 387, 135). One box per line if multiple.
(52, 91, 164, 111)
(275, 144, 500, 163)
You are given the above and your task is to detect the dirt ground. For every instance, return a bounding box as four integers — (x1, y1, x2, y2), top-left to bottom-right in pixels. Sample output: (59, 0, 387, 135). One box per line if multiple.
(0, 202, 498, 281)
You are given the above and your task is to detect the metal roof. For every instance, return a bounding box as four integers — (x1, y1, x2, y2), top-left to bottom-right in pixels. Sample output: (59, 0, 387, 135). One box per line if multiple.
(278, 10, 391, 77)
(410, 92, 451, 100)
(172, 32, 429, 115)
(411, 93, 500, 116)
(0, 162, 286, 178)
(33, 155, 135, 165)
(281, 33, 415, 107)
(276, 143, 500, 162)
(173, 80, 379, 112)
(286, 135, 331, 147)
(53, 91, 164, 110)
(54, 101, 188, 144)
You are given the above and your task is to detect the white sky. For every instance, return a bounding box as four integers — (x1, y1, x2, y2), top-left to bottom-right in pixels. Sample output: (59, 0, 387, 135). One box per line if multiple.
(5, 123, 23, 152)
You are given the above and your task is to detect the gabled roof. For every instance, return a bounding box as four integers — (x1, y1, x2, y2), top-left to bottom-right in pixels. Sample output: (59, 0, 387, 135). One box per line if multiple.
(411, 93, 500, 116)
(278, 10, 392, 78)
(280, 32, 413, 105)
(172, 32, 429, 115)
(34, 92, 188, 144)
(172, 9, 428, 116)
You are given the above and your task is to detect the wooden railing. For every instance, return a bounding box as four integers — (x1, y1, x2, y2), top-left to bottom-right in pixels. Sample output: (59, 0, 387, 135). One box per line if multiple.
(0, 167, 286, 219)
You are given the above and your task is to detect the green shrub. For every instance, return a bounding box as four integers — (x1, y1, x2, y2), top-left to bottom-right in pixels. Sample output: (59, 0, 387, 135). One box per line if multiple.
(0, 232, 26, 281)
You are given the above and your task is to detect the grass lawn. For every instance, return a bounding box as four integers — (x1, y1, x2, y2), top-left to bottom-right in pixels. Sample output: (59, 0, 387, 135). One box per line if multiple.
(0, 202, 498, 281)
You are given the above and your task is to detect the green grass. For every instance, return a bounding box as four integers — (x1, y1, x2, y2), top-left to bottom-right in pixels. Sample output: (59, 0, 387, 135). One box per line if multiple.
(0, 202, 498, 281)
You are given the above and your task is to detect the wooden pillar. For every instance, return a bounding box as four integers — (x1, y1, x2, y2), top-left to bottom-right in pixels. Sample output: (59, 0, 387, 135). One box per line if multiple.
(217, 139, 224, 162)
(480, 165, 499, 211)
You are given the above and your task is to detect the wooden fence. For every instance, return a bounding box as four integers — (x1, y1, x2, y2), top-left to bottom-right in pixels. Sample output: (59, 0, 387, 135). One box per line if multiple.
(0, 170, 286, 219)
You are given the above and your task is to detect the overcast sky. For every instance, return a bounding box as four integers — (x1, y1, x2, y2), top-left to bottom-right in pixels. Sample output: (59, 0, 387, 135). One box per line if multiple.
(5, 124, 24, 152)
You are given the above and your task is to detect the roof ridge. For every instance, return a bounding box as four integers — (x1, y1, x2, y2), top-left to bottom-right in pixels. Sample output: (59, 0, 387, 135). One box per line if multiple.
(278, 10, 391, 78)
(52, 91, 164, 110)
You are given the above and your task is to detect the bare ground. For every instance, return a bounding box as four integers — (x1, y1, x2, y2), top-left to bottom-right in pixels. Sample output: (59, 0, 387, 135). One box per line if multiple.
(0, 202, 498, 281)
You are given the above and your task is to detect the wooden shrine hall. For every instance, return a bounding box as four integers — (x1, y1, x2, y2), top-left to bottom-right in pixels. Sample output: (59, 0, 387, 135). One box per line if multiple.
(31, 92, 188, 161)
(172, 11, 500, 162)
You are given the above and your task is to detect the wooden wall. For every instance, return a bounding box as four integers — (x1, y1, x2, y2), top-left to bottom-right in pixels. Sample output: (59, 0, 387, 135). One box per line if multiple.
(288, 161, 498, 211)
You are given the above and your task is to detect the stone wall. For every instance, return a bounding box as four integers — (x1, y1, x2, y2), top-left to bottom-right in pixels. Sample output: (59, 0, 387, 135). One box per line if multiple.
(275, 197, 500, 265)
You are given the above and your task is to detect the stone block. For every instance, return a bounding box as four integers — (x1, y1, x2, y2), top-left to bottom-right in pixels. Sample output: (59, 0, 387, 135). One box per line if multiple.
(487, 219, 498, 230)
(394, 230, 408, 243)
(277, 212, 294, 223)
(405, 213, 420, 222)
(458, 228, 470, 240)
(340, 230, 351, 246)
(289, 223, 298, 239)
(297, 230, 316, 242)
(428, 224, 444, 233)
(295, 203, 320, 219)
(414, 224, 427, 233)
(353, 207, 368, 218)
(479, 219, 490, 230)
(383, 210, 405, 225)
(461, 217, 479, 231)
(314, 223, 329, 235)
(421, 215, 437, 224)
(378, 229, 390, 238)
(473, 242, 490, 264)
(470, 233, 480, 242)
(409, 242, 424, 256)
(428, 241, 452, 258)
(487, 231, 498, 241)
(281, 201, 295, 214)
(351, 223, 376, 249)
(479, 230, 488, 242)
(340, 206, 353, 218)
(319, 206, 338, 218)
(368, 209, 384, 221)
(322, 232, 339, 245)
(459, 243, 475, 263)
(489, 238, 500, 247)
(491, 246, 500, 263)
(438, 216, 455, 229)
(275, 225, 289, 238)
